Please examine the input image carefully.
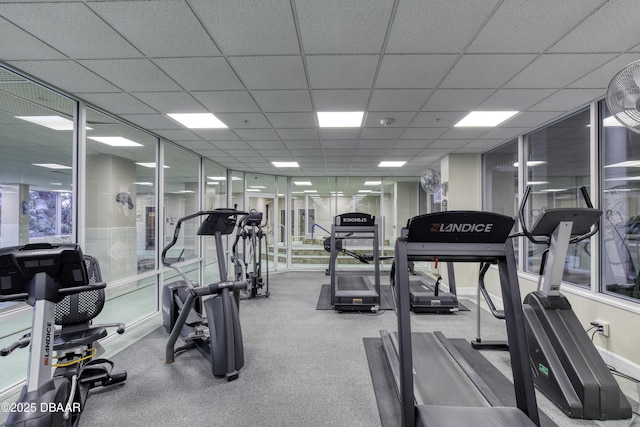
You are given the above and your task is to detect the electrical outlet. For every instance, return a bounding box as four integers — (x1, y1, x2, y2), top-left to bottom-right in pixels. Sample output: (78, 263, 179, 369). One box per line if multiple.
(592, 320, 610, 337)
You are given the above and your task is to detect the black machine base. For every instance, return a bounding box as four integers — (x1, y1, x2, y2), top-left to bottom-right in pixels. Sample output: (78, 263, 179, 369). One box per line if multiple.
(410, 280, 458, 313)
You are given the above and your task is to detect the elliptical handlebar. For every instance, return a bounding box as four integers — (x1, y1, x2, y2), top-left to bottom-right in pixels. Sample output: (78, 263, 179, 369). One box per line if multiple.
(516, 184, 600, 245)
(162, 209, 248, 267)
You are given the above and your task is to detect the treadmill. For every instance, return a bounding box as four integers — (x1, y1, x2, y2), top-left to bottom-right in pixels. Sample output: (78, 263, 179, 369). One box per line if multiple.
(382, 210, 540, 427)
(408, 260, 459, 313)
(329, 212, 381, 312)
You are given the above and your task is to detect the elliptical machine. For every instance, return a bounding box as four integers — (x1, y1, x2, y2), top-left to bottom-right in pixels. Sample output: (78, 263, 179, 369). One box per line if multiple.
(231, 206, 270, 298)
(0, 243, 127, 427)
(162, 208, 249, 381)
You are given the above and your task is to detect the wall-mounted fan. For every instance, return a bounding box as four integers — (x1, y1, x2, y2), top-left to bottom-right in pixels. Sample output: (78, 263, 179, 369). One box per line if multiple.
(420, 169, 441, 193)
(606, 60, 640, 133)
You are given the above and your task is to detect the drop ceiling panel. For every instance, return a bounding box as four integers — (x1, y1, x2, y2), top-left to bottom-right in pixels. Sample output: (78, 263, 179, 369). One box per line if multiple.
(376, 55, 458, 88)
(118, 114, 183, 130)
(192, 129, 241, 141)
(477, 89, 557, 111)
(212, 141, 251, 149)
(77, 93, 157, 115)
(549, 0, 640, 52)
(153, 58, 243, 91)
(79, 59, 182, 92)
(190, 0, 299, 55)
(318, 129, 360, 139)
(358, 140, 395, 149)
(215, 113, 271, 129)
(422, 89, 495, 112)
(191, 91, 260, 113)
(0, 3, 140, 59)
(307, 55, 379, 89)
(88, 1, 220, 57)
(131, 92, 204, 114)
(0, 22, 66, 60)
(234, 129, 280, 141)
(296, 0, 393, 54)
(153, 129, 201, 141)
(284, 140, 320, 149)
(393, 140, 431, 149)
(363, 112, 416, 128)
(321, 140, 358, 149)
(467, 0, 604, 53)
(360, 127, 404, 139)
(430, 139, 473, 149)
(386, 0, 500, 53)
(437, 127, 490, 140)
(502, 111, 563, 129)
(248, 141, 288, 151)
(441, 54, 536, 88)
(411, 112, 467, 127)
(265, 113, 316, 128)
(529, 89, 603, 111)
(179, 140, 217, 150)
(229, 56, 307, 90)
(277, 128, 319, 140)
(569, 54, 640, 88)
(7, 60, 120, 93)
(505, 54, 616, 89)
(251, 90, 312, 113)
(479, 127, 532, 140)
(313, 90, 370, 110)
(401, 128, 448, 140)
(369, 89, 431, 111)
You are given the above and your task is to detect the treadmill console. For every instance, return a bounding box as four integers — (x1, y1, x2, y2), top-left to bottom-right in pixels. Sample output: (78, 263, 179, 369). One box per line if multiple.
(405, 211, 515, 244)
(335, 212, 375, 226)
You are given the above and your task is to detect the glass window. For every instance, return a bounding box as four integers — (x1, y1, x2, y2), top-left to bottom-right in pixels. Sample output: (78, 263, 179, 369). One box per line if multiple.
(0, 67, 76, 250)
(600, 100, 640, 302)
(483, 140, 518, 216)
(524, 109, 592, 286)
(85, 108, 158, 282)
(162, 143, 200, 265)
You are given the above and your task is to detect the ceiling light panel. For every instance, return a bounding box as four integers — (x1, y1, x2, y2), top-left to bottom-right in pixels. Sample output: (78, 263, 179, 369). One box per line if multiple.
(454, 111, 519, 127)
(167, 113, 227, 129)
(317, 111, 364, 128)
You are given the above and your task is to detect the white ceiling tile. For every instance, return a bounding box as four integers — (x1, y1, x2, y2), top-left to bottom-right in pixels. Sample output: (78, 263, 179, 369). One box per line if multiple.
(179, 140, 217, 150)
(376, 55, 458, 88)
(77, 92, 157, 115)
(369, 89, 431, 111)
(192, 129, 242, 141)
(401, 128, 448, 139)
(118, 114, 183, 130)
(296, 0, 393, 54)
(322, 140, 358, 149)
(422, 89, 495, 112)
(277, 129, 319, 140)
(441, 55, 536, 89)
(313, 90, 370, 110)
(190, 0, 299, 55)
(88, 1, 220, 57)
(265, 113, 317, 128)
(213, 113, 271, 129)
(505, 54, 616, 89)
(307, 55, 379, 89)
(358, 140, 394, 149)
(132, 92, 204, 114)
(212, 141, 251, 149)
(386, 0, 500, 53)
(363, 112, 416, 128)
(393, 140, 431, 149)
(430, 139, 472, 149)
(192, 91, 260, 113)
(468, 0, 604, 53)
(318, 129, 360, 139)
(234, 129, 280, 141)
(502, 111, 564, 129)
(569, 54, 640, 89)
(411, 112, 467, 127)
(79, 59, 182, 92)
(229, 56, 307, 90)
(8, 60, 120, 93)
(360, 128, 404, 139)
(529, 89, 603, 111)
(0, 3, 140, 59)
(153, 58, 243, 91)
(550, 0, 640, 53)
(477, 89, 557, 111)
(154, 129, 201, 141)
(251, 90, 313, 112)
(437, 128, 490, 140)
(0, 21, 66, 60)
(285, 140, 320, 149)
(479, 127, 531, 140)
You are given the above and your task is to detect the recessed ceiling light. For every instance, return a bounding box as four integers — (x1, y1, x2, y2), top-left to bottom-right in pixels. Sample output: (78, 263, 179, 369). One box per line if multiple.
(513, 161, 546, 167)
(540, 188, 568, 193)
(358, 190, 372, 193)
(527, 181, 549, 186)
(207, 176, 227, 180)
(246, 188, 261, 192)
(378, 161, 406, 167)
(136, 162, 169, 169)
(231, 176, 243, 181)
(33, 163, 72, 169)
(454, 111, 519, 127)
(272, 161, 299, 168)
(304, 190, 317, 193)
(605, 176, 640, 181)
(167, 113, 227, 129)
(207, 182, 219, 185)
(249, 185, 266, 189)
(50, 182, 62, 186)
(16, 115, 93, 131)
(133, 182, 154, 186)
(364, 181, 381, 186)
(89, 136, 143, 147)
(605, 161, 640, 168)
(294, 181, 313, 186)
(317, 111, 364, 128)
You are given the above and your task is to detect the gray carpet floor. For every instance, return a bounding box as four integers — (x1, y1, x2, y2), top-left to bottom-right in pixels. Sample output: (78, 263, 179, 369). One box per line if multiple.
(77, 271, 639, 427)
